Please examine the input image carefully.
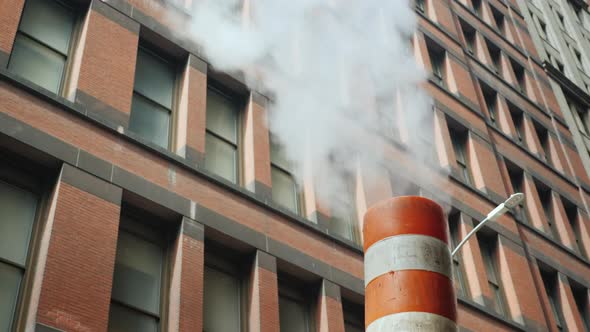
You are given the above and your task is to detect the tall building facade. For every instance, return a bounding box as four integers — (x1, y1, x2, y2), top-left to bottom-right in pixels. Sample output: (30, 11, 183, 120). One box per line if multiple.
(0, 0, 588, 331)
(516, 0, 590, 199)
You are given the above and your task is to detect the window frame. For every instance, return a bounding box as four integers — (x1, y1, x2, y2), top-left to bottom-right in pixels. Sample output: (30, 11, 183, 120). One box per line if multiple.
(0, 153, 50, 331)
(448, 123, 473, 185)
(204, 84, 244, 185)
(130, 45, 180, 150)
(8, 0, 82, 96)
(269, 135, 304, 215)
(448, 211, 469, 299)
(108, 211, 173, 330)
(478, 234, 508, 317)
(278, 278, 316, 332)
(203, 249, 249, 332)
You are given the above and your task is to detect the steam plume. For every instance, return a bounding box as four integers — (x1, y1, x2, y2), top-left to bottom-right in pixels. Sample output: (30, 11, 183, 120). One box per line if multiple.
(173, 0, 432, 215)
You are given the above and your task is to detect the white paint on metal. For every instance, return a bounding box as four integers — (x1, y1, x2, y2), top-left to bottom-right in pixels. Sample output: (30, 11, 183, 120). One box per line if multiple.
(365, 234, 451, 286)
(367, 312, 457, 332)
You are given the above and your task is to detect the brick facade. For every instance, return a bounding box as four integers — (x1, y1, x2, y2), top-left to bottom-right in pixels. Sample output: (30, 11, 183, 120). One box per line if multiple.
(0, 0, 588, 331)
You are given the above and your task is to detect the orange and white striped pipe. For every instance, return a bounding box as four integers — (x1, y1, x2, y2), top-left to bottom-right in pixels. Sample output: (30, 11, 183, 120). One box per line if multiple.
(363, 196, 457, 331)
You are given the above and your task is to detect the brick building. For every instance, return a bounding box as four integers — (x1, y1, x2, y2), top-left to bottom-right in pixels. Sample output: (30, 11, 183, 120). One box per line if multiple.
(0, 0, 589, 331)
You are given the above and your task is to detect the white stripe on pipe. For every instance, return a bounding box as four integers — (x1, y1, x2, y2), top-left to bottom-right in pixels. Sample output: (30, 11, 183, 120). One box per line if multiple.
(365, 234, 451, 286)
(367, 312, 457, 332)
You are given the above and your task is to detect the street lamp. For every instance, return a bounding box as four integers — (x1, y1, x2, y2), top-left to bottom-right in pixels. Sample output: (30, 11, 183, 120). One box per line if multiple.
(451, 193, 525, 257)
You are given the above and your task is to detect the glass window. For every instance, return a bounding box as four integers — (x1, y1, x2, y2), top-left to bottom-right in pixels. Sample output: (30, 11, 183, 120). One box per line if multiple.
(8, 0, 76, 94)
(540, 270, 564, 331)
(449, 126, 472, 185)
(478, 235, 507, 316)
(108, 216, 165, 331)
(270, 137, 302, 214)
(449, 212, 468, 298)
(279, 295, 310, 332)
(427, 42, 446, 87)
(129, 47, 176, 149)
(0, 180, 39, 331)
(329, 180, 360, 244)
(203, 266, 241, 332)
(205, 88, 240, 183)
(343, 301, 364, 332)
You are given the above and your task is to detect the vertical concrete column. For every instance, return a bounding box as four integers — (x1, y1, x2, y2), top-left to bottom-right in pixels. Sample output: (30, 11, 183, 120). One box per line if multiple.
(35, 164, 122, 331)
(182, 54, 208, 166)
(0, 0, 25, 67)
(557, 273, 588, 332)
(176, 217, 205, 332)
(248, 250, 279, 332)
(363, 197, 457, 331)
(75, 0, 140, 128)
(495, 236, 526, 324)
(316, 279, 345, 332)
(243, 92, 272, 200)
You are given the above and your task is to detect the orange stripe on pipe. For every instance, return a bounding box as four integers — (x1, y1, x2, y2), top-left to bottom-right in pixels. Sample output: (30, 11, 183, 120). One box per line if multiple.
(365, 270, 457, 328)
(363, 196, 448, 251)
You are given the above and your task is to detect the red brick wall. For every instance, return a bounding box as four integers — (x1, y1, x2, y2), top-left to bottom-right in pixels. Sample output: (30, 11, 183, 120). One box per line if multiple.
(36, 181, 121, 331)
(0, 0, 24, 55)
(179, 234, 204, 331)
(77, 8, 139, 118)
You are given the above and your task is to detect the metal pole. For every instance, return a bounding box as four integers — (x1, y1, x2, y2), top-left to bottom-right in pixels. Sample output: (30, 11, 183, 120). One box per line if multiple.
(363, 196, 457, 332)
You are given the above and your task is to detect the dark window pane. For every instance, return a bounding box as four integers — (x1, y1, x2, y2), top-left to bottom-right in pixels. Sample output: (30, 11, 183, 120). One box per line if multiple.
(0, 180, 38, 265)
(129, 94, 171, 149)
(108, 303, 158, 332)
(205, 133, 238, 183)
(134, 49, 175, 109)
(203, 266, 241, 332)
(279, 296, 309, 332)
(19, 0, 75, 54)
(271, 166, 299, 214)
(206, 89, 239, 144)
(111, 230, 163, 315)
(8, 34, 66, 94)
(0, 263, 23, 332)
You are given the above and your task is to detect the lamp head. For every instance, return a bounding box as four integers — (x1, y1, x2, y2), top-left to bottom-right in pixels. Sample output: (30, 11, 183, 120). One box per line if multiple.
(504, 193, 525, 209)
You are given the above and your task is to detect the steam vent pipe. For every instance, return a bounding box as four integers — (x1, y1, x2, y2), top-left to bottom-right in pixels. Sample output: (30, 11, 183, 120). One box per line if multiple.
(363, 196, 457, 331)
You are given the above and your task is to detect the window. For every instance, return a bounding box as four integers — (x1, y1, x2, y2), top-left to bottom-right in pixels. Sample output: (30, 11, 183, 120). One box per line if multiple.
(506, 161, 526, 222)
(330, 179, 360, 244)
(569, 99, 590, 135)
(205, 86, 241, 183)
(279, 280, 313, 332)
(573, 48, 584, 70)
(563, 198, 586, 257)
(533, 122, 552, 165)
(449, 211, 468, 298)
(509, 105, 526, 145)
(415, 0, 425, 13)
(203, 252, 245, 332)
(270, 136, 301, 214)
(343, 301, 364, 332)
(461, 21, 477, 55)
(537, 18, 548, 40)
(108, 215, 168, 332)
(511, 60, 526, 95)
(571, 280, 590, 332)
(478, 234, 507, 316)
(449, 124, 472, 185)
(482, 85, 498, 125)
(129, 47, 176, 149)
(8, 0, 77, 94)
(540, 270, 564, 331)
(487, 41, 502, 75)
(491, 7, 506, 35)
(0, 178, 39, 331)
(426, 40, 446, 87)
(472, 0, 482, 16)
(557, 12, 566, 31)
(536, 182, 560, 241)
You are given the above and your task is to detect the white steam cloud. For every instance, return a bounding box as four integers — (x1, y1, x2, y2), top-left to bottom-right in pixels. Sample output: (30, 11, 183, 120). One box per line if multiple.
(173, 0, 433, 214)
